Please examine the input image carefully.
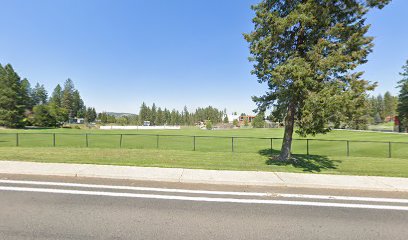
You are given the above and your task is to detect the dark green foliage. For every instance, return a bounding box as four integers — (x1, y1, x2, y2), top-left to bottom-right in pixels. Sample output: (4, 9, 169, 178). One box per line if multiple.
(205, 120, 213, 130)
(0, 64, 27, 128)
(156, 107, 164, 125)
(59, 79, 88, 121)
(72, 90, 85, 118)
(62, 79, 75, 119)
(49, 84, 63, 108)
(31, 83, 48, 106)
(98, 112, 108, 124)
(48, 103, 68, 124)
(137, 103, 224, 126)
(48, 84, 68, 123)
(244, 0, 389, 160)
(384, 91, 397, 117)
(85, 107, 97, 122)
(397, 60, 408, 130)
(21, 78, 34, 110)
(252, 112, 265, 128)
(32, 105, 57, 127)
(151, 103, 157, 125)
(368, 91, 398, 124)
(0, 64, 95, 128)
(194, 106, 223, 124)
(138, 102, 150, 124)
(223, 115, 229, 124)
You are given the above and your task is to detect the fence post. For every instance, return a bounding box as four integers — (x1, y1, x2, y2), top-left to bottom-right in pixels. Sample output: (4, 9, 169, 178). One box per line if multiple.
(119, 134, 123, 148)
(85, 134, 88, 147)
(346, 140, 349, 157)
(388, 142, 392, 158)
(193, 136, 196, 151)
(232, 137, 234, 152)
(53, 133, 56, 147)
(306, 139, 309, 155)
(156, 135, 159, 149)
(16, 133, 19, 147)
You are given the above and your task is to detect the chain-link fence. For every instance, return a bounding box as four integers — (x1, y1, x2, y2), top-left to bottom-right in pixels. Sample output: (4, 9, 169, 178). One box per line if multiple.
(1, 133, 407, 159)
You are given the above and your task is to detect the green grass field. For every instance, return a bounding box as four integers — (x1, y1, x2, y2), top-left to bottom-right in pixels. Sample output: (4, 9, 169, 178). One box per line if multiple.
(0, 127, 408, 177)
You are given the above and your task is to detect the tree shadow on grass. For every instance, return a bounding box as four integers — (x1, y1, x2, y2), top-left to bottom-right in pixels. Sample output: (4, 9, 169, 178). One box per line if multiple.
(258, 149, 341, 173)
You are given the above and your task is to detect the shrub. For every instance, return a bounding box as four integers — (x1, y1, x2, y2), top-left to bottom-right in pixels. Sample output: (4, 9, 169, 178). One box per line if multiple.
(206, 120, 213, 130)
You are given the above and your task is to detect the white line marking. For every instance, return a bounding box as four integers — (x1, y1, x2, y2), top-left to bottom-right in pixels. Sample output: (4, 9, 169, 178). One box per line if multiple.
(0, 179, 267, 196)
(1, 186, 408, 211)
(1, 179, 408, 204)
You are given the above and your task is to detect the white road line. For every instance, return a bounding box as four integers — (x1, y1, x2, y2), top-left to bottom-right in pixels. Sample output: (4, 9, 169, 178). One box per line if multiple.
(1, 186, 408, 211)
(1, 179, 408, 204)
(0, 179, 267, 196)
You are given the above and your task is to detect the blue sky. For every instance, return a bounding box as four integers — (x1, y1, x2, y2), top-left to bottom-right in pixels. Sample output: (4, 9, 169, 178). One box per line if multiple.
(1, 0, 407, 114)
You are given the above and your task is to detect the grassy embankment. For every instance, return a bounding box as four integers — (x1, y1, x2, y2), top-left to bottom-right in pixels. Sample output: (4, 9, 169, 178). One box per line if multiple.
(0, 128, 407, 177)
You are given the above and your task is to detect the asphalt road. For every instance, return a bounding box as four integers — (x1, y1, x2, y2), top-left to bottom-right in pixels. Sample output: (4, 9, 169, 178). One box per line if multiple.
(1, 174, 408, 240)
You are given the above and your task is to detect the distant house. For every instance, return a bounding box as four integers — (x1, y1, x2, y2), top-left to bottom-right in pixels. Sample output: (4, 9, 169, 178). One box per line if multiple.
(143, 121, 151, 126)
(385, 115, 395, 123)
(239, 115, 256, 126)
(76, 118, 85, 124)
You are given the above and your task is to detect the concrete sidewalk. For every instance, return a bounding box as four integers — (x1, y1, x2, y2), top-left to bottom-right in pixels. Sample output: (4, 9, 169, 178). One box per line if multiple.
(1, 160, 408, 192)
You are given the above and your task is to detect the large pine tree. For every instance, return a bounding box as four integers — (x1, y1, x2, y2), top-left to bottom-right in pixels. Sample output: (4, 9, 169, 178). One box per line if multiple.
(31, 83, 48, 106)
(62, 78, 75, 120)
(397, 60, 408, 131)
(244, 0, 389, 161)
(0, 64, 27, 128)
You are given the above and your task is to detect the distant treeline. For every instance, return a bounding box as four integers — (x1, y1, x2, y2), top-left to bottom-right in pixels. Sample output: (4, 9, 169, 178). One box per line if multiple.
(98, 103, 226, 126)
(0, 63, 96, 128)
(3, 62, 406, 130)
(367, 92, 398, 124)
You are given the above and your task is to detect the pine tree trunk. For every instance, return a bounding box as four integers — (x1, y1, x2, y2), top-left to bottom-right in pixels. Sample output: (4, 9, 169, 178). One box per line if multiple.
(279, 101, 296, 161)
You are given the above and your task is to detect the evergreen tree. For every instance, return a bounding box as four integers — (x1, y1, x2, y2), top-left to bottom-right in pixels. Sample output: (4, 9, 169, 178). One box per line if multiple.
(62, 79, 75, 120)
(85, 107, 97, 123)
(48, 84, 67, 123)
(244, 0, 389, 161)
(98, 112, 108, 124)
(252, 112, 265, 128)
(223, 115, 229, 124)
(0, 64, 26, 128)
(151, 103, 157, 125)
(182, 106, 190, 126)
(156, 107, 164, 125)
(32, 105, 57, 127)
(72, 90, 85, 117)
(164, 108, 171, 125)
(31, 83, 48, 106)
(397, 60, 408, 131)
(384, 91, 397, 118)
(139, 102, 149, 124)
(170, 109, 178, 125)
(376, 94, 385, 122)
(21, 78, 34, 110)
(49, 84, 63, 108)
